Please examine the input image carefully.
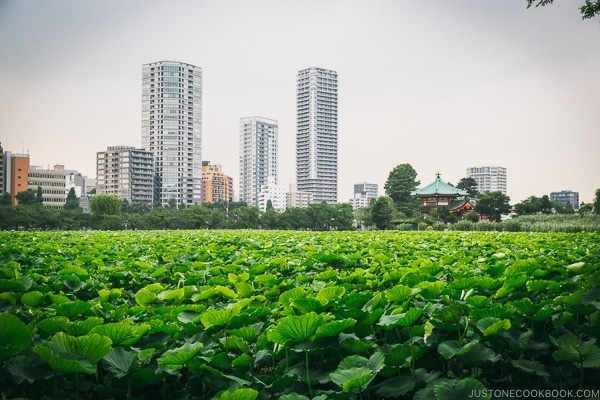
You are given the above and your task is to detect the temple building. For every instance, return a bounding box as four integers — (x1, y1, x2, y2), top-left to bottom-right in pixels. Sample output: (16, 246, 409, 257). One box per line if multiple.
(411, 174, 474, 217)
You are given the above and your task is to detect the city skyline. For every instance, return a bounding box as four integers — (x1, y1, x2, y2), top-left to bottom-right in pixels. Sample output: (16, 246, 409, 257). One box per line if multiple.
(1, 1, 599, 204)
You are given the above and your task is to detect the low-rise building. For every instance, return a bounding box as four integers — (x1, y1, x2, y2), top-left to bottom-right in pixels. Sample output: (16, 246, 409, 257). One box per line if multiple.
(28, 164, 67, 209)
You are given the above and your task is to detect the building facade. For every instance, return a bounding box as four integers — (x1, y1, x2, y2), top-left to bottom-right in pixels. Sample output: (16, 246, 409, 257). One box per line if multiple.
(142, 61, 202, 206)
(349, 192, 372, 210)
(354, 182, 378, 199)
(550, 190, 579, 211)
(258, 176, 287, 212)
(287, 184, 313, 208)
(7, 152, 30, 206)
(28, 165, 67, 209)
(202, 161, 233, 203)
(239, 116, 278, 207)
(466, 166, 507, 195)
(96, 146, 154, 205)
(296, 67, 338, 204)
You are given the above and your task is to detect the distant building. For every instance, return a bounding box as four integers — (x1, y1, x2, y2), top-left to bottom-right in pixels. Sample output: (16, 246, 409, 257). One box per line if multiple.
(96, 146, 154, 205)
(239, 116, 278, 207)
(0, 142, 4, 196)
(354, 182, 378, 199)
(142, 60, 202, 206)
(65, 170, 86, 198)
(296, 67, 338, 204)
(28, 164, 67, 209)
(202, 161, 233, 203)
(6, 152, 30, 205)
(287, 184, 313, 208)
(349, 192, 372, 210)
(550, 190, 579, 211)
(466, 166, 507, 195)
(350, 182, 378, 210)
(411, 174, 474, 217)
(258, 176, 287, 212)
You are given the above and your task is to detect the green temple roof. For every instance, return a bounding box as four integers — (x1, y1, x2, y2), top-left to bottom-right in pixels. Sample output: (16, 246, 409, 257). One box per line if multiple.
(411, 174, 469, 197)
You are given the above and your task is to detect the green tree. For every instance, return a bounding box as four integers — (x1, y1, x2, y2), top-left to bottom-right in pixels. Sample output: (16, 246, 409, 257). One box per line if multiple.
(90, 195, 123, 230)
(35, 186, 43, 204)
(594, 188, 600, 214)
(266, 199, 274, 211)
(384, 163, 420, 215)
(371, 196, 397, 230)
(474, 191, 511, 222)
(526, 0, 600, 20)
(15, 189, 37, 205)
(64, 187, 80, 210)
(456, 177, 479, 198)
(0, 192, 12, 206)
(514, 196, 542, 215)
(540, 195, 553, 214)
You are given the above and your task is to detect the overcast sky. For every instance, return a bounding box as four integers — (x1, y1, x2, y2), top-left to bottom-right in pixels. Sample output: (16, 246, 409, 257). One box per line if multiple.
(1, 0, 599, 204)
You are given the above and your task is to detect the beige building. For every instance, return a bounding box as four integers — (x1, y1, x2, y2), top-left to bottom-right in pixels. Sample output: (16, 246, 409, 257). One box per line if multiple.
(202, 161, 233, 203)
(287, 184, 313, 208)
(28, 164, 66, 209)
(96, 146, 154, 205)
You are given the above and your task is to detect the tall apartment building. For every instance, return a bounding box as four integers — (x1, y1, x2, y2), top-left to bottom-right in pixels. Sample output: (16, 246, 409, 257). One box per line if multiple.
(239, 116, 278, 207)
(96, 146, 154, 205)
(202, 161, 233, 203)
(466, 166, 507, 195)
(6, 152, 30, 205)
(296, 67, 338, 204)
(550, 190, 579, 211)
(142, 61, 202, 206)
(28, 165, 66, 209)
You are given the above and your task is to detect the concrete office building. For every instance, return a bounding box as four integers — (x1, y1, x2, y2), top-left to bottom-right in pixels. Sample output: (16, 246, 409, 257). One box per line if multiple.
(202, 161, 233, 203)
(96, 146, 154, 205)
(28, 165, 67, 209)
(142, 61, 202, 206)
(354, 182, 378, 199)
(239, 116, 278, 207)
(466, 166, 507, 195)
(550, 190, 579, 211)
(296, 67, 338, 204)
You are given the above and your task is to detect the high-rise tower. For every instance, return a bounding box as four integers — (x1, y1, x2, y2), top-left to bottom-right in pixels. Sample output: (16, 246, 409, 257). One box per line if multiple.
(142, 61, 202, 206)
(239, 116, 278, 207)
(296, 67, 338, 204)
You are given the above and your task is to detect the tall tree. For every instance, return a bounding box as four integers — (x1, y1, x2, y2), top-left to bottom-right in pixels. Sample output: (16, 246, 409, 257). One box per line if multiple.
(474, 191, 511, 222)
(456, 177, 479, 198)
(35, 186, 43, 204)
(593, 188, 600, 214)
(90, 194, 123, 230)
(64, 187, 80, 210)
(371, 196, 397, 230)
(15, 189, 37, 205)
(384, 164, 420, 215)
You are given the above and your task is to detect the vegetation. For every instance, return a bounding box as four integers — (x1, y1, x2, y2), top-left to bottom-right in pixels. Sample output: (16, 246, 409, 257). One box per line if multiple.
(526, 0, 600, 21)
(0, 230, 599, 399)
(383, 164, 420, 216)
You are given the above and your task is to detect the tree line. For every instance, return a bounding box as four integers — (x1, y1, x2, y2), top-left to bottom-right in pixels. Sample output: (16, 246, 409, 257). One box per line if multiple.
(2, 165, 598, 231)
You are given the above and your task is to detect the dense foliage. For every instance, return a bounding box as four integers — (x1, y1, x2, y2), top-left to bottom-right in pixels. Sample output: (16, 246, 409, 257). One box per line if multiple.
(1, 230, 599, 400)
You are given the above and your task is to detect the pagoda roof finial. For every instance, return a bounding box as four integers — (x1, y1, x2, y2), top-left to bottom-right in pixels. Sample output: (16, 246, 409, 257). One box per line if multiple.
(436, 171, 441, 179)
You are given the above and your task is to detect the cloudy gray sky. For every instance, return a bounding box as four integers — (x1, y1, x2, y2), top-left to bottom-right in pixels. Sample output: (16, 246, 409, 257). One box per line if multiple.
(1, 0, 599, 204)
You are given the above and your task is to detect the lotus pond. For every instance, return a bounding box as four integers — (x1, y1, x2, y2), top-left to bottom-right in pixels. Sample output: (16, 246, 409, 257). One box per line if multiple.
(0, 230, 599, 400)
